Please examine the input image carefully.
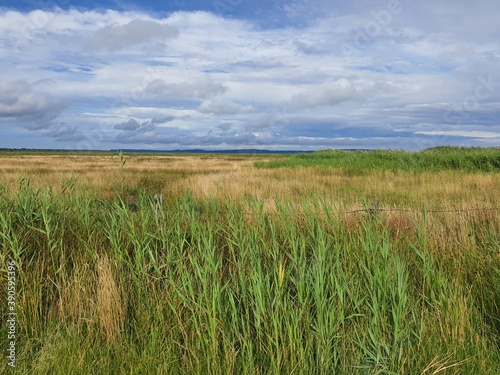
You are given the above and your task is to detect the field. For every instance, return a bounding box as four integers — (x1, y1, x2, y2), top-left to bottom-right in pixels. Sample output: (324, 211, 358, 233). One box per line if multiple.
(1, 148, 499, 374)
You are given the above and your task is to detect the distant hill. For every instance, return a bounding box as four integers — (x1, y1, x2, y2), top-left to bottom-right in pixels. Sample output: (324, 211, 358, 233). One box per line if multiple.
(0, 148, 374, 154)
(0, 148, 315, 154)
(109, 148, 315, 154)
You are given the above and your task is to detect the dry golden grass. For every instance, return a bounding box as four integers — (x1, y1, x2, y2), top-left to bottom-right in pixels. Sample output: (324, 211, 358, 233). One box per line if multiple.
(1, 153, 498, 212)
(97, 255, 124, 344)
(54, 261, 95, 325)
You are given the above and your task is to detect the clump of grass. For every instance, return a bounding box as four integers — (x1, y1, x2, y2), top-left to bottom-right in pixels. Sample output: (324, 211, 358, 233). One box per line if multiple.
(97, 255, 125, 344)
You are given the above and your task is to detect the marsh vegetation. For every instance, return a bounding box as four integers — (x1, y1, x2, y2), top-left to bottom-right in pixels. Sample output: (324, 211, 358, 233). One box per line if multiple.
(0, 148, 499, 374)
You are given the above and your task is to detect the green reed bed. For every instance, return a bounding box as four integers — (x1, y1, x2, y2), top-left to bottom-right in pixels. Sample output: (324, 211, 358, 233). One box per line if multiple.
(0, 179, 499, 374)
(257, 147, 500, 173)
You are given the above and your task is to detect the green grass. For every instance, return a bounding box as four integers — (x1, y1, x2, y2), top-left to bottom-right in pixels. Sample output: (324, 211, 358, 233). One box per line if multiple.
(0, 178, 499, 373)
(256, 147, 500, 173)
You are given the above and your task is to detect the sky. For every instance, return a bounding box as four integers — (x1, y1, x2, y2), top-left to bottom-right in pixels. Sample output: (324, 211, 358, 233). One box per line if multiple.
(0, 0, 499, 151)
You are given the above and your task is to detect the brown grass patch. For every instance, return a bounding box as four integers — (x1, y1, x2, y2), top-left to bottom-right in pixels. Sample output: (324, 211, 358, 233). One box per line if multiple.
(97, 255, 125, 343)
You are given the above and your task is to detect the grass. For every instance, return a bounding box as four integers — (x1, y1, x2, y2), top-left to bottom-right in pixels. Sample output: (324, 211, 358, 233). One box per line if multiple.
(0, 150, 499, 373)
(257, 147, 500, 173)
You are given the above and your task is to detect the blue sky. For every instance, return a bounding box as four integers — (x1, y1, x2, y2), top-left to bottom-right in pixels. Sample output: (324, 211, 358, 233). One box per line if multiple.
(1, 0, 499, 150)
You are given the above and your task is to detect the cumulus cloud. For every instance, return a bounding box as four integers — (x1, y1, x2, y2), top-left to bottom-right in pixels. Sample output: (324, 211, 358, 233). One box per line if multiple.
(0, 80, 67, 125)
(86, 19, 179, 51)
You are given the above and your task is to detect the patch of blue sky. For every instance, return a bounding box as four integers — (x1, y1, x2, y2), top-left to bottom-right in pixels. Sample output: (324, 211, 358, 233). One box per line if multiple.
(412, 59, 456, 74)
(203, 69, 229, 74)
(4, 0, 293, 29)
(146, 98, 201, 109)
(352, 65, 402, 74)
(6, 0, 274, 18)
(42, 65, 71, 73)
(351, 54, 456, 75)
(288, 125, 412, 139)
(42, 65, 95, 75)
(415, 133, 477, 143)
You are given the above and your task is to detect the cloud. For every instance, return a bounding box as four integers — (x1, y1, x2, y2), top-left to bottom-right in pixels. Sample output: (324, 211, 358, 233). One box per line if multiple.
(47, 123, 87, 142)
(414, 130, 500, 139)
(1, 5, 500, 150)
(86, 19, 179, 51)
(0, 80, 67, 125)
(151, 116, 176, 124)
(114, 118, 155, 132)
(291, 79, 358, 110)
(218, 122, 232, 131)
(145, 76, 227, 100)
(198, 99, 253, 114)
(114, 118, 141, 130)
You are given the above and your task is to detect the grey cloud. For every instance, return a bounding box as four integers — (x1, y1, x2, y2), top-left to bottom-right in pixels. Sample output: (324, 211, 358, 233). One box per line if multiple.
(0, 80, 67, 126)
(114, 118, 155, 132)
(47, 123, 87, 142)
(105, 118, 497, 150)
(145, 76, 227, 100)
(114, 119, 141, 131)
(106, 129, 409, 150)
(86, 19, 179, 52)
(218, 123, 232, 131)
(112, 123, 187, 144)
(151, 116, 176, 124)
(291, 79, 358, 110)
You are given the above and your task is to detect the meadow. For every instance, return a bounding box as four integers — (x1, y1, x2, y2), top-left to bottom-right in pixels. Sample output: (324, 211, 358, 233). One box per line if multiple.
(0, 148, 499, 374)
